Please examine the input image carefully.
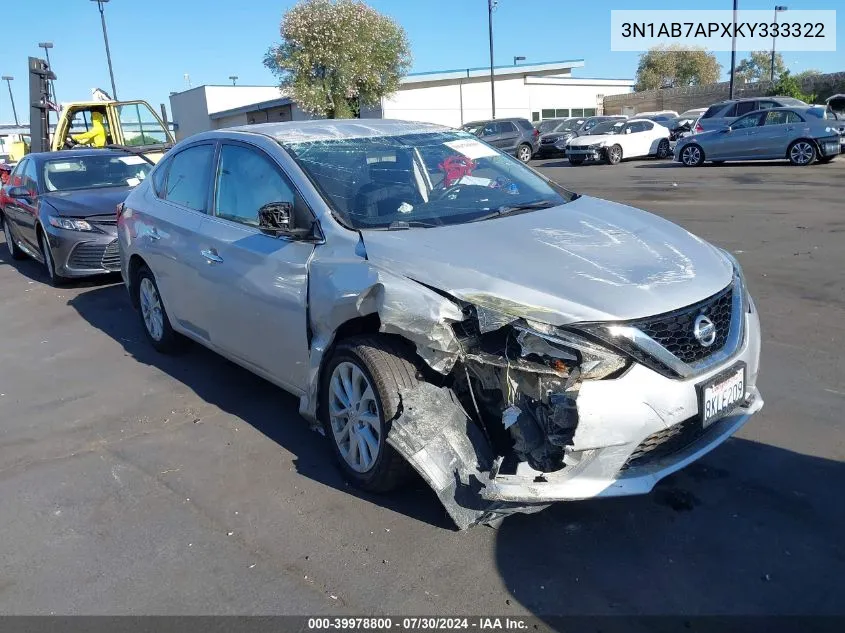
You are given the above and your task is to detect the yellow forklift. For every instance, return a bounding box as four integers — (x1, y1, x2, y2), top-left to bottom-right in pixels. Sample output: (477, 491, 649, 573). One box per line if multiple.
(27, 56, 174, 163)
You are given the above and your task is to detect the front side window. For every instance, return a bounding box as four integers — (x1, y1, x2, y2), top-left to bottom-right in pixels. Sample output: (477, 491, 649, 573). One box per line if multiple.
(214, 144, 297, 227)
(732, 113, 763, 129)
(117, 102, 170, 146)
(285, 131, 573, 230)
(163, 144, 214, 211)
(42, 154, 151, 192)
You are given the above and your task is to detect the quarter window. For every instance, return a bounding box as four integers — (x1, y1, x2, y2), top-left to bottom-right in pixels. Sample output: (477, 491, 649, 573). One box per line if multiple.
(163, 144, 214, 211)
(214, 144, 297, 227)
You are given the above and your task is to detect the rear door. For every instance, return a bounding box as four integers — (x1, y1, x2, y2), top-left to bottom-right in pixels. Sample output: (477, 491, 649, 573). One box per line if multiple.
(142, 142, 217, 340)
(196, 140, 315, 390)
(757, 110, 805, 158)
(494, 121, 520, 153)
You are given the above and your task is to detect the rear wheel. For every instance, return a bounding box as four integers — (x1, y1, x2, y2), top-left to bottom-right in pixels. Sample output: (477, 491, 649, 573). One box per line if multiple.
(606, 144, 623, 165)
(788, 140, 816, 166)
(135, 265, 187, 353)
(656, 139, 671, 159)
(680, 144, 705, 167)
(321, 336, 416, 492)
(2, 214, 24, 260)
(568, 156, 585, 166)
(516, 143, 533, 163)
(39, 230, 68, 286)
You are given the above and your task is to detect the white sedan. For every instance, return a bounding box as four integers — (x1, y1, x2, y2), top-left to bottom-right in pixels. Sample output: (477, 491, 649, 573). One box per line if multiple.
(566, 119, 672, 165)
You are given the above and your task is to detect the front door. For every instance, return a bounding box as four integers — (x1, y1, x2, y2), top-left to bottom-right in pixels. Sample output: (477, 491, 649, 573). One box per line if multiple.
(197, 141, 315, 390)
(6, 158, 41, 252)
(719, 112, 765, 160)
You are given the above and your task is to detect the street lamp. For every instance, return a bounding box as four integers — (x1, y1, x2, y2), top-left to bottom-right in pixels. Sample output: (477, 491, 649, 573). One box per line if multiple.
(90, 0, 118, 99)
(2, 76, 18, 125)
(229, 75, 238, 86)
(728, 0, 738, 99)
(487, 0, 498, 119)
(38, 42, 58, 103)
(513, 56, 526, 66)
(771, 5, 788, 82)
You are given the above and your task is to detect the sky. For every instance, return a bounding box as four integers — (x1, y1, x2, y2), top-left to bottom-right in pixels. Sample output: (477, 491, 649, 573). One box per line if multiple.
(1, 0, 842, 124)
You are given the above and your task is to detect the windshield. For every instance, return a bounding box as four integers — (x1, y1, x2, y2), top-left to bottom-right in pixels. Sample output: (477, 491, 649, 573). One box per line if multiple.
(557, 118, 585, 132)
(43, 154, 151, 192)
(778, 97, 808, 107)
(538, 119, 565, 133)
(285, 131, 572, 230)
(461, 122, 485, 135)
(586, 120, 624, 135)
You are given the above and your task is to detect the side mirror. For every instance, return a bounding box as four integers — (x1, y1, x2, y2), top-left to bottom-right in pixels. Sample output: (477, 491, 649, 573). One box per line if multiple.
(258, 201, 313, 240)
(722, 127, 733, 134)
(7, 186, 30, 199)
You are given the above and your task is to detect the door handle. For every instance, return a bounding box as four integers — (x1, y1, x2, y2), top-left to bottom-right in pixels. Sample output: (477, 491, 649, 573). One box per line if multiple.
(201, 249, 223, 263)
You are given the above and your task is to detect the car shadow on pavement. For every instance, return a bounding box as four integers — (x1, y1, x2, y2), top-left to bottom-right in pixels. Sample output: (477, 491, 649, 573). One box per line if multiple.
(494, 438, 845, 617)
(67, 283, 454, 530)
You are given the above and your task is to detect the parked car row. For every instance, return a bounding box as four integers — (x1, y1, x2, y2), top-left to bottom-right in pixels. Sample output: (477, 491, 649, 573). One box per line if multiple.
(1, 118, 765, 529)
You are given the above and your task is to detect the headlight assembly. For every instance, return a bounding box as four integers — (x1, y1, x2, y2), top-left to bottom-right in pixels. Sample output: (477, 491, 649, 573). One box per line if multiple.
(515, 324, 629, 380)
(49, 216, 95, 232)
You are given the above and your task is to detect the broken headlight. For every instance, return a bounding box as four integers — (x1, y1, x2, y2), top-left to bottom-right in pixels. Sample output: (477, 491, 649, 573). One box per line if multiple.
(515, 324, 629, 380)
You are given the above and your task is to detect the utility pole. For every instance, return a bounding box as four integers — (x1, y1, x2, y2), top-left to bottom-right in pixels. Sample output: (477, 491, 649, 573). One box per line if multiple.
(728, 0, 738, 99)
(229, 75, 238, 86)
(487, 0, 497, 119)
(771, 6, 788, 82)
(2, 76, 18, 125)
(91, 0, 118, 99)
(38, 42, 58, 104)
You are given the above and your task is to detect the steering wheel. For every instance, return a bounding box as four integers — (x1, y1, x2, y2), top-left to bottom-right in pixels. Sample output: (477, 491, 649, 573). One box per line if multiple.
(431, 182, 489, 201)
(64, 136, 79, 150)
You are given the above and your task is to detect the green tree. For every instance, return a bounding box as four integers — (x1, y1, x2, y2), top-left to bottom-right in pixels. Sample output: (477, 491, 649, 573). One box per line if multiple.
(264, 0, 412, 119)
(635, 45, 722, 91)
(768, 70, 816, 103)
(735, 50, 785, 83)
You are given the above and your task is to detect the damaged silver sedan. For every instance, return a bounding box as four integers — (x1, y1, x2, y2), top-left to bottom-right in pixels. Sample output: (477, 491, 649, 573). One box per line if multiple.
(117, 120, 763, 529)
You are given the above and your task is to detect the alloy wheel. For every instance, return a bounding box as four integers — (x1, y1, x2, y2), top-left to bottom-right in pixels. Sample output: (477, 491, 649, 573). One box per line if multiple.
(139, 277, 165, 342)
(682, 145, 701, 166)
(328, 361, 382, 473)
(40, 233, 56, 281)
(517, 145, 532, 163)
(790, 141, 814, 165)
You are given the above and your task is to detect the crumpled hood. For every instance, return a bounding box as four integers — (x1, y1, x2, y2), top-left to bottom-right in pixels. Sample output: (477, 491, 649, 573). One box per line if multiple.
(568, 134, 621, 147)
(41, 186, 131, 218)
(360, 196, 733, 324)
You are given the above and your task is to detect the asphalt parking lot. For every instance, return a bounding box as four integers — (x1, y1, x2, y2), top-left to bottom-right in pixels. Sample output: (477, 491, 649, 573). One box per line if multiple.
(1, 156, 843, 617)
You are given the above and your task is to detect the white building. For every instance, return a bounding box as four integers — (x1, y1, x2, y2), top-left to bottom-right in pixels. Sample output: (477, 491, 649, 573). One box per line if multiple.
(168, 60, 634, 141)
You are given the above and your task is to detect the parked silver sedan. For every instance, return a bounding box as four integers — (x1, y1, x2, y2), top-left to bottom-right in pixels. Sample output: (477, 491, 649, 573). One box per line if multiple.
(676, 106, 841, 167)
(118, 120, 763, 529)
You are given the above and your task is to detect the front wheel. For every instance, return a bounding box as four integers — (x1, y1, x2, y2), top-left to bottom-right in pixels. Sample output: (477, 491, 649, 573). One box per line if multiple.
(606, 144, 623, 165)
(680, 144, 705, 167)
(788, 140, 816, 166)
(322, 336, 416, 492)
(656, 139, 671, 159)
(516, 143, 533, 163)
(39, 231, 68, 286)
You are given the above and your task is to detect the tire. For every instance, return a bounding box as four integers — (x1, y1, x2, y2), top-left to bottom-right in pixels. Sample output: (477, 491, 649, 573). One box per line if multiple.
(2, 213, 24, 260)
(606, 144, 623, 165)
(39, 230, 68, 286)
(516, 143, 533, 163)
(567, 156, 585, 166)
(788, 140, 816, 166)
(321, 336, 417, 492)
(135, 265, 187, 354)
(656, 139, 671, 159)
(680, 144, 705, 167)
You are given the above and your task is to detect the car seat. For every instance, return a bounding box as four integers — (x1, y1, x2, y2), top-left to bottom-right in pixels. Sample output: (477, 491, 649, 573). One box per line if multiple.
(354, 151, 421, 218)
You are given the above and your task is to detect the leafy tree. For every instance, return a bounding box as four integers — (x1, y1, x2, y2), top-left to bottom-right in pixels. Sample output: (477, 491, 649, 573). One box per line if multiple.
(264, 0, 412, 118)
(735, 51, 785, 83)
(768, 70, 816, 103)
(635, 45, 721, 91)
(793, 69, 822, 82)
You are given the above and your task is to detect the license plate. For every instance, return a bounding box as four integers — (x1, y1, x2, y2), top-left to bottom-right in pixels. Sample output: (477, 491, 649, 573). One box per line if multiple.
(698, 364, 746, 428)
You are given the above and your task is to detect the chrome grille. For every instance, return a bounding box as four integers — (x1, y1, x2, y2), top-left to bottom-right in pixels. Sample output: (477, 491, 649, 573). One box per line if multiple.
(67, 240, 120, 271)
(632, 285, 733, 364)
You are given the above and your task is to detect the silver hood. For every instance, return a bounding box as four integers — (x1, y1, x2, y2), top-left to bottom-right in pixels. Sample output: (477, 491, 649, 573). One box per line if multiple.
(359, 196, 733, 325)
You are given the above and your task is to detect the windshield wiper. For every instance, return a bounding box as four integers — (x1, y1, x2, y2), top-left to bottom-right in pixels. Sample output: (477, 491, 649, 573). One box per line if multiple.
(386, 220, 440, 230)
(468, 199, 559, 223)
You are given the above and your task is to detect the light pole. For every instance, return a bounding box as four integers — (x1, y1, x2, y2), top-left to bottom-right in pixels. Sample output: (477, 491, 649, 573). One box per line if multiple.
(229, 75, 238, 86)
(2, 76, 18, 125)
(771, 5, 787, 82)
(728, 0, 738, 99)
(513, 56, 526, 66)
(91, 0, 118, 99)
(487, 0, 497, 119)
(38, 42, 58, 103)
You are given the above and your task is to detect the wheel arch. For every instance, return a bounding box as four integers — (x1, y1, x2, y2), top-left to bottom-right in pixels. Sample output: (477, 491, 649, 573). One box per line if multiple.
(786, 137, 820, 159)
(127, 254, 150, 309)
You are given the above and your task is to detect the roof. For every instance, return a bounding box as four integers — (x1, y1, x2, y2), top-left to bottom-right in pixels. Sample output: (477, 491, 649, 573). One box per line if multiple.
(210, 97, 293, 120)
(223, 119, 451, 143)
(402, 59, 585, 84)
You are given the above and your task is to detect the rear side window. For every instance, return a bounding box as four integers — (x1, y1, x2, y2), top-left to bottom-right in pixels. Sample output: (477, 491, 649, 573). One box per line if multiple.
(515, 119, 534, 131)
(735, 101, 758, 116)
(701, 104, 727, 119)
(765, 110, 804, 125)
(162, 144, 214, 211)
(494, 121, 517, 134)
